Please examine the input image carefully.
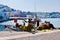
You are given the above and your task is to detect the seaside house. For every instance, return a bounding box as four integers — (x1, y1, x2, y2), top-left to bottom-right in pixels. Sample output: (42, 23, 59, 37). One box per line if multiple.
(0, 12, 8, 21)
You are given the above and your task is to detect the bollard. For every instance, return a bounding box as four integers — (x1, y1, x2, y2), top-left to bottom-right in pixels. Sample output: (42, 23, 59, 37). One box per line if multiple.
(31, 29, 35, 34)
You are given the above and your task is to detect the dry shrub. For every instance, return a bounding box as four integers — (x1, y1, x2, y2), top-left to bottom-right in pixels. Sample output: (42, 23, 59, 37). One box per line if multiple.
(27, 23, 34, 32)
(20, 25, 27, 31)
(36, 24, 51, 30)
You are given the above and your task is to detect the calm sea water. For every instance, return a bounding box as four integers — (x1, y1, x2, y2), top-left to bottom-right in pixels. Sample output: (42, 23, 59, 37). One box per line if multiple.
(0, 25, 5, 31)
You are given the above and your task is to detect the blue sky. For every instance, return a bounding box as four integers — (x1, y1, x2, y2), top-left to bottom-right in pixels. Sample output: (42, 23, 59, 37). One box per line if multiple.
(0, 0, 60, 12)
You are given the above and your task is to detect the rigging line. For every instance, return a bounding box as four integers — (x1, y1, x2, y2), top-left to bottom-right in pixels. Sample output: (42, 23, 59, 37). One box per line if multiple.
(34, 0, 37, 18)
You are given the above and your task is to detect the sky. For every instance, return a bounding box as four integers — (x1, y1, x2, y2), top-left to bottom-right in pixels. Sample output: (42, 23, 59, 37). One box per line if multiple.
(0, 0, 60, 12)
